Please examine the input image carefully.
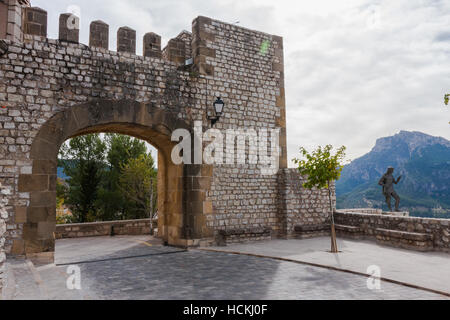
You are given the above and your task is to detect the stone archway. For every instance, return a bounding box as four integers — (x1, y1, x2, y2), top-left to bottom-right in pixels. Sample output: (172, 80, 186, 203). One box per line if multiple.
(17, 99, 212, 262)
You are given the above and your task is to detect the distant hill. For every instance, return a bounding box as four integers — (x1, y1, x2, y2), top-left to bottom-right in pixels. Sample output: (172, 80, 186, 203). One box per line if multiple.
(57, 167, 69, 180)
(336, 131, 450, 218)
(57, 159, 77, 180)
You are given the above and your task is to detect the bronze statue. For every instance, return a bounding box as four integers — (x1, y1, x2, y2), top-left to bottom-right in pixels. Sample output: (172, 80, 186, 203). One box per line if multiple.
(378, 167, 402, 212)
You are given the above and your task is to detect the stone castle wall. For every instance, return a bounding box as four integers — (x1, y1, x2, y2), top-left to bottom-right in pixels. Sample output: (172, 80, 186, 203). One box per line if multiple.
(0, 5, 333, 257)
(191, 17, 291, 239)
(278, 169, 335, 238)
(0, 33, 194, 254)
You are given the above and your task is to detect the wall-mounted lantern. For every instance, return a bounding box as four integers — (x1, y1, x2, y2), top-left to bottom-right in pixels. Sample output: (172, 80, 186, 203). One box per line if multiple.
(209, 97, 225, 127)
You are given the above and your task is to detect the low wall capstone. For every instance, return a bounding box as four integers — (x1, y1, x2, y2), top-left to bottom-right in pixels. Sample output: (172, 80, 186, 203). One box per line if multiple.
(55, 219, 156, 239)
(337, 208, 382, 215)
(335, 211, 450, 252)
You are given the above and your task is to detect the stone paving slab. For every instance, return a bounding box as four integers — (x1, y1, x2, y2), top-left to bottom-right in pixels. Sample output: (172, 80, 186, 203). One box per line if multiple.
(206, 237, 450, 295)
(2, 236, 448, 300)
(74, 249, 446, 300)
(3, 259, 43, 300)
(55, 235, 164, 265)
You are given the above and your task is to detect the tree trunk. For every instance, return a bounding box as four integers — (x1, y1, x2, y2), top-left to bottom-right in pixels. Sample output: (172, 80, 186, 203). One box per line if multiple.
(149, 177, 154, 236)
(149, 216, 154, 236)
(328, 182, 338, 253)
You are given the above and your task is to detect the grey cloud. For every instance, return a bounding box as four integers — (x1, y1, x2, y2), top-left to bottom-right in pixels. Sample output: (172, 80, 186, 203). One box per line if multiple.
(32, 0, 450, 164)
(435, 32, 450, 42)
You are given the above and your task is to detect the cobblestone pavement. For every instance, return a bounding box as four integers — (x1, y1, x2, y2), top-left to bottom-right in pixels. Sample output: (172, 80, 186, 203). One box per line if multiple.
(208, 237, 450, 295)
(3, 236, 448, 300)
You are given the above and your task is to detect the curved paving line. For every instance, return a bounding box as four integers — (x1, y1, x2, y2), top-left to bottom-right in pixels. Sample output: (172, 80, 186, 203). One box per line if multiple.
(194, 248, 450, 299)
(55, 249, 188, 266)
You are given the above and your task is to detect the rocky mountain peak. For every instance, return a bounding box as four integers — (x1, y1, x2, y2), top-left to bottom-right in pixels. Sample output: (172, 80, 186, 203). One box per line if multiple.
(372, 131, 450, 154)
(336, 131, 450, 216)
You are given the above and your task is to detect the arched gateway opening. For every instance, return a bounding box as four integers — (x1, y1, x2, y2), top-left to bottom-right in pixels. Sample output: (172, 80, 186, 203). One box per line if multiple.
(18, 99, 213, 262)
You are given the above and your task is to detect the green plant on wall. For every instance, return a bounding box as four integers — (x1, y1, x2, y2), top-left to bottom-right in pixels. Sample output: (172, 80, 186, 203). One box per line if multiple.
(293, 145, 347, 253)
(189, 70, 200, 78)
(445, 94, 449, 124)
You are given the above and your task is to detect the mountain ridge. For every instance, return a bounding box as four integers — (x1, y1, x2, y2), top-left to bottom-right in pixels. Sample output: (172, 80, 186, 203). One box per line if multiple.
(336, 130, 450, 218)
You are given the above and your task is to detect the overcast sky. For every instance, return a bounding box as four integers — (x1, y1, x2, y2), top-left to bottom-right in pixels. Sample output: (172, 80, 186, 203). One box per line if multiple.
(33, 0, 450, 164)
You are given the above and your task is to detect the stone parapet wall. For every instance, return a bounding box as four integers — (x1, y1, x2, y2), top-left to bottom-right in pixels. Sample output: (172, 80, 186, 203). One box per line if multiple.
(336, 208, 409, 217)
(335, 211, 450, 252)
(55, 219, 155, 239)
(337, 208, 382, 215)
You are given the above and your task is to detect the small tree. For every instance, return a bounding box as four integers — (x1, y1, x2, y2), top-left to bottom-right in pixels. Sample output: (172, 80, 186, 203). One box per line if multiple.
(119, 153, 158, 234)
(293, 145, 347, 253)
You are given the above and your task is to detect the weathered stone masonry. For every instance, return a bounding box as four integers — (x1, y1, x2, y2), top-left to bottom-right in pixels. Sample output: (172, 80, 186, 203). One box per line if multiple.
(277, 170, 336, 238)
(335, 211, 450, 252)
(0, 182, 9, 293)
(0, 3, 335, 262)
(54, 218, 155, 239)
(0, 0, 30, 43)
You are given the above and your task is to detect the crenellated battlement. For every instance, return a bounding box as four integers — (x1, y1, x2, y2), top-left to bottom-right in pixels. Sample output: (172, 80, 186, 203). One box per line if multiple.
(14, 6, 195, 67)
(3, 5, 286, 74)
(0, 5, 294, 258)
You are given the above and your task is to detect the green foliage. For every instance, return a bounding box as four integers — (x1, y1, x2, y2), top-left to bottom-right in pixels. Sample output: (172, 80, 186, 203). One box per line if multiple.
(293, 145, 347, 252)
(58, 133, 156, 223)
(58, 134, 106, 223)
(119, 154, 158, 220)
(56, 178, 74, 224)
(56, 178, 66, 207)
(105, 133, 147, 170)
(445, 94, 449, 124)
(260, 40, 271, 56)
(189, 70, 200, 78)
(293, 145, 347, 190)
(96, 134, 148, 221)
